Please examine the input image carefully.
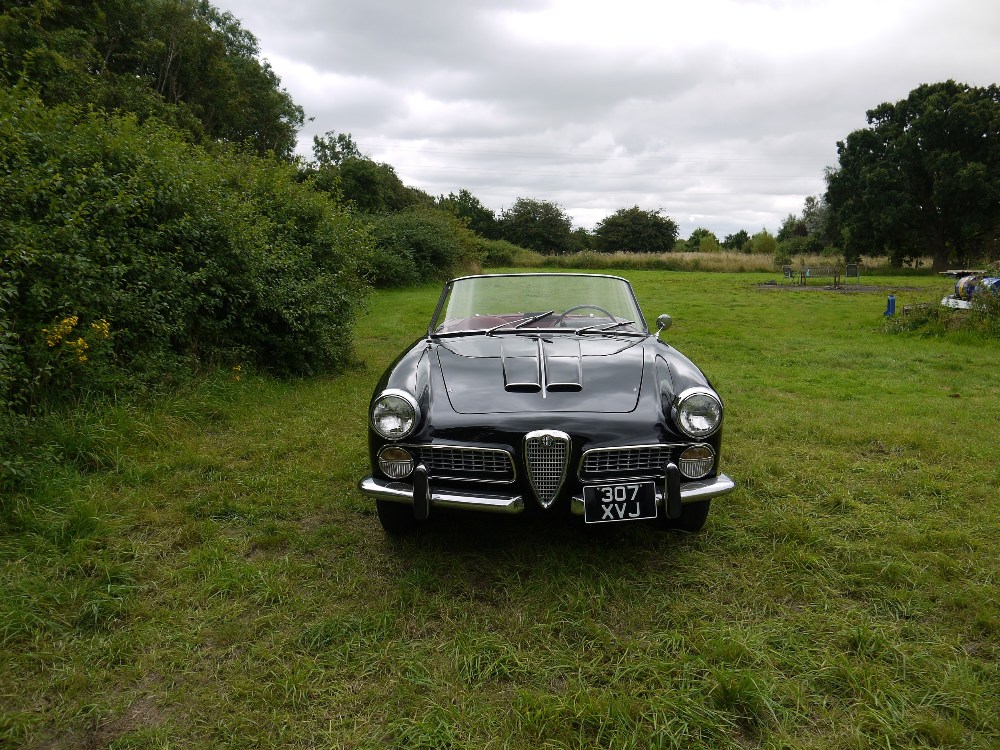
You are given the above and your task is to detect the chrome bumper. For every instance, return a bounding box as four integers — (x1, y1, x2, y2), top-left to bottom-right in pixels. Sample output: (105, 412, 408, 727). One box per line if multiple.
(570, 473, 735, 515)
(358, 473, 735, 515)
(358, 476, 525, 514)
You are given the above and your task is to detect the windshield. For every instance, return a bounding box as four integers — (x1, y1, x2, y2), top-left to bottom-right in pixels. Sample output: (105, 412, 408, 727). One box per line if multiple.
(430, 274, 647, 336)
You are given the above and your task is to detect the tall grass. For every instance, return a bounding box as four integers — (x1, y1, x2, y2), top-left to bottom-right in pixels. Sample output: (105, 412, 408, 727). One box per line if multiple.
(504, 251, 937, 275)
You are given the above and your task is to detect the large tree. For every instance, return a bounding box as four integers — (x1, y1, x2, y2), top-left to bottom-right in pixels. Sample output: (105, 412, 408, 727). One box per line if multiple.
(498, 198, 574, 255)
(436, 189, 499, 238)
(593, 206, 678, 253)
(722, 230, 750, 252)
(826, 81, 1000, 269)
(0, 0, 304, 158)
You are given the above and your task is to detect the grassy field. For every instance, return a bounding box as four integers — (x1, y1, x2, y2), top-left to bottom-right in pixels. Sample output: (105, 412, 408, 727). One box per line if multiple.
(2, 270, 999, 749)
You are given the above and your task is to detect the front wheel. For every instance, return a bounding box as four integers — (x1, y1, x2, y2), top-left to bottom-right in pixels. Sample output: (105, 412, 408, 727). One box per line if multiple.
(660, 499, 711, 533)
(375, 500, 419, 535)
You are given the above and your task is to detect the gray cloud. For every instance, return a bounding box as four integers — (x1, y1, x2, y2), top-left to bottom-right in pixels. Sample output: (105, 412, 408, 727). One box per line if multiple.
(215, 0, 1000, 238)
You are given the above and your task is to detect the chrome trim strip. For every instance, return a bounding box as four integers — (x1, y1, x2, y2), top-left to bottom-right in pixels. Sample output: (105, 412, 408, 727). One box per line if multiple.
(569, 473, 735, 515)
(358, 476, 524, 514)
(537, 336, 547, 399)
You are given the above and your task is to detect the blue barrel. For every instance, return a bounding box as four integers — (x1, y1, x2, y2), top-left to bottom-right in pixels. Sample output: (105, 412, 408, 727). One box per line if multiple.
(955, 276, 978, 300)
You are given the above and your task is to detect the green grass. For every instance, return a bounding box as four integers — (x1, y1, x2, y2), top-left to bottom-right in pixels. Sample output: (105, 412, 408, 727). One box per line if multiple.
(2, 271, 999, 749)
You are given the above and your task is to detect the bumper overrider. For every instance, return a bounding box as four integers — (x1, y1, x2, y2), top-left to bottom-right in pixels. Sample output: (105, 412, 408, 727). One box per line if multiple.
(358, 468, 735, 518)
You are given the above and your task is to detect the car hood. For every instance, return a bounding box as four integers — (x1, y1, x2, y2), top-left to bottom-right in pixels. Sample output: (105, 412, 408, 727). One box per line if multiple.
(434, 334, 644, 414)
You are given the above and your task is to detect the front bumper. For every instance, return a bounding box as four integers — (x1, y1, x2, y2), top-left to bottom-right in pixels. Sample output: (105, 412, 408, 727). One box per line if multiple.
(358, 473, 735, 515)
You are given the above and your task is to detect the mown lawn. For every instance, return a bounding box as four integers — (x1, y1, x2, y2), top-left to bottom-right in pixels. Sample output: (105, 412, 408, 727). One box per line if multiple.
(2, 270, 998, 749)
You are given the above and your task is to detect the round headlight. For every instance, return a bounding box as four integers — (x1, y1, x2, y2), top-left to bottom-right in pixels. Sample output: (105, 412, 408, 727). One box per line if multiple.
(371, 389, 420, 440)
(673, 388, 723, 438)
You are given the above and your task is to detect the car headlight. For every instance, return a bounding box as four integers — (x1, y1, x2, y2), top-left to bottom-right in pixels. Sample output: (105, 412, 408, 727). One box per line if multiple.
(678, 444, 716, 479)
(371, 389, 420, 440)
(378, 446, 415, 478)
(672, 388, 723, 438)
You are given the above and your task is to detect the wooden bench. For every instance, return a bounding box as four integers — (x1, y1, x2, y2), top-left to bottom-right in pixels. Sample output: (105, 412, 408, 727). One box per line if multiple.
(799, 266, 842, 287)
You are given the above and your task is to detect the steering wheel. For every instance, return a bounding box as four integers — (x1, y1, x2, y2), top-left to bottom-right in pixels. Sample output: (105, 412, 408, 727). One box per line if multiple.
(558, 304, 617, 326)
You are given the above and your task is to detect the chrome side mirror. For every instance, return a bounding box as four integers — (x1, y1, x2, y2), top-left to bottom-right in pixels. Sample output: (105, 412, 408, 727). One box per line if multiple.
(655, 313, 672, 340)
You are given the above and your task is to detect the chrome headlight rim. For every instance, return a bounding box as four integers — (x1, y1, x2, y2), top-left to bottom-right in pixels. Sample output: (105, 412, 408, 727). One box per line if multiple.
(672, 387, 723, 439)
(371, 388, 421, 440)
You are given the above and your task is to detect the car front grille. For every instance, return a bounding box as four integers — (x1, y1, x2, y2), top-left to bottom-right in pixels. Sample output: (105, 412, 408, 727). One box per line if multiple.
(524, 430, 570, 508)
(580, 445, 674, 478)
(417, 446, 515, 482)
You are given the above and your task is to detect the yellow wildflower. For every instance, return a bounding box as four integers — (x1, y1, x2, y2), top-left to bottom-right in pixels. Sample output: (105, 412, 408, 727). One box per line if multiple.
(42, 316, 79, 347)
(62, 337, 89, 364)
(90, 319, 111, 339)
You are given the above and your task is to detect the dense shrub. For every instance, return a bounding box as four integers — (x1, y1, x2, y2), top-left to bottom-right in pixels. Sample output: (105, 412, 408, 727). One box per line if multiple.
(476, 238, 542, 268)
(364, 208, 485, 287)
(0, 89, 372, 414)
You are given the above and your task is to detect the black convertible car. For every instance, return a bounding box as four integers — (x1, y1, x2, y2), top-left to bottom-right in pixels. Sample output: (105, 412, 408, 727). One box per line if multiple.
(358, 273, 734, 534)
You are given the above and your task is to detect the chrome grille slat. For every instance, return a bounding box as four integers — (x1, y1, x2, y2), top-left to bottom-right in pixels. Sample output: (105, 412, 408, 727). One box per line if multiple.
(581, 446, 673, 477)
(525, 430, 570, 508)
(417, 446, 514, 480)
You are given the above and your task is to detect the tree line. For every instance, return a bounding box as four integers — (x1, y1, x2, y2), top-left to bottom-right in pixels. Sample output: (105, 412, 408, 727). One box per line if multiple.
(308, 130, 787, 260)
(312, 77, 1000, 272)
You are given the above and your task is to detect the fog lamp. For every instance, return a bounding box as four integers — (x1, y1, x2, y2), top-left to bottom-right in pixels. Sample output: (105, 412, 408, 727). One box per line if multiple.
(378, 446, 415, 479)
(678, 444, 715, 479)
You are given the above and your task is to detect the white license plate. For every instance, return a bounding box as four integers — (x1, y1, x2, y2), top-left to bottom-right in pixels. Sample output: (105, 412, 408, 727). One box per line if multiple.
(583, 481, 656, 523)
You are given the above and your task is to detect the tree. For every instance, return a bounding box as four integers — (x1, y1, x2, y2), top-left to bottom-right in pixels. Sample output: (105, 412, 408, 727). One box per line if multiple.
(801, 196, 829, 238)
(593, 206, 678, 253)
(436, 189, 498, 238)
(314, 157, 429, 213)
(0, 0, 304, 158)
(826, 81, 1000, 269)
(568, 227, 595, 253)
(313, 131, 362, 167)
(722, 230, 750, 252)
(777, 213, 807, 242)
(498, 198, 574, 255)
(687, 227, 719, 252)
(749, 229, 777, 255)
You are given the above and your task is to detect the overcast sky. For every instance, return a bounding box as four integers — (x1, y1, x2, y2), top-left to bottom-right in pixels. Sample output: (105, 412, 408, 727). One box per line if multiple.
(214, 0, 999, 239)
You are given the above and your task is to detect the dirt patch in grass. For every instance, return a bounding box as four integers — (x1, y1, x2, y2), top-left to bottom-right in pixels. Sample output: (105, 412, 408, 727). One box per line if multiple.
(757, 282, 923, 293)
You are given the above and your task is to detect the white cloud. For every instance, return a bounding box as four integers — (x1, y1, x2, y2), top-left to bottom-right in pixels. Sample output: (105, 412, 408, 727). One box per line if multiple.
(215, 0, 1000, 238)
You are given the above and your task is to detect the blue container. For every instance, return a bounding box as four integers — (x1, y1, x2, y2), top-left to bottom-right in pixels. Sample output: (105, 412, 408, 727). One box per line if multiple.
(884, 294, 896, 317)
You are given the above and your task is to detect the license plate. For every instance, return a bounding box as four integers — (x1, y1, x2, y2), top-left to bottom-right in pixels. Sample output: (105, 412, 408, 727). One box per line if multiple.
(583, 481, 656, 523)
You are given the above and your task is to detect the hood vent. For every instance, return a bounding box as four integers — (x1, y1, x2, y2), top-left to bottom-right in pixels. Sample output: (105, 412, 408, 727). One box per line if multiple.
(524, 430, 570, 508)
(502, 337, 582, 394)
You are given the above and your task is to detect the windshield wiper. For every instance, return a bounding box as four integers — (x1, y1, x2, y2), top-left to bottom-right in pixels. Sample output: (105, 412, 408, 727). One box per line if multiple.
(575, 320, 637, 334)
(486, 310, 555, 335)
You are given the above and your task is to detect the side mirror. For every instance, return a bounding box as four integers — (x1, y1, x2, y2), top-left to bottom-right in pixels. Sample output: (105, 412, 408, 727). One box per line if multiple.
(656, 314, 672, 339)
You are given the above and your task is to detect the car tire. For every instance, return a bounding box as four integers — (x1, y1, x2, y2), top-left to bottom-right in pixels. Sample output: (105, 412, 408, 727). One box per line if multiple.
(662, 499, 711, 533)
(375, 499, 419, 535)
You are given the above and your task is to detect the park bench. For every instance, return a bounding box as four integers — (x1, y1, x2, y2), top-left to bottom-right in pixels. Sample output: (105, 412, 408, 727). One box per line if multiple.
(799, 266, 842, 287)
